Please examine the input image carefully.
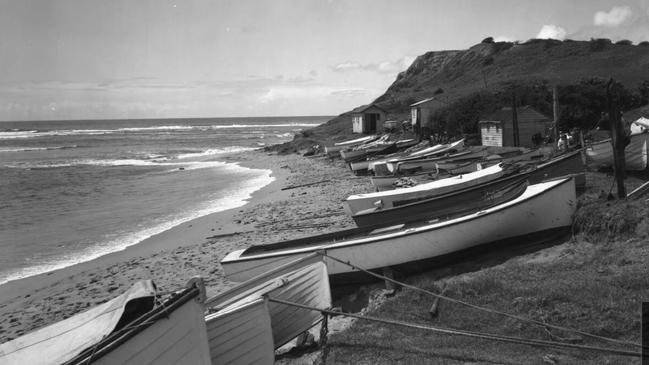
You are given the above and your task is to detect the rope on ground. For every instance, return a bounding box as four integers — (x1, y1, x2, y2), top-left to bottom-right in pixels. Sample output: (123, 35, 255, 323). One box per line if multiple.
(317, 251, 644, 349)
(267, 297, 641, 358)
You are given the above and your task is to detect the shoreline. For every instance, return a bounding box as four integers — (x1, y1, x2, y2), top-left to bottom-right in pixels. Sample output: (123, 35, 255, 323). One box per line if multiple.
(0, 147, 367, 342)
(0, 150, 290, 306)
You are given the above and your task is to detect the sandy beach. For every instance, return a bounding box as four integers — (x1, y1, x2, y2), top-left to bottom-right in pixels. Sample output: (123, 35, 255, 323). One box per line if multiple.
(0, 150, 372, 342)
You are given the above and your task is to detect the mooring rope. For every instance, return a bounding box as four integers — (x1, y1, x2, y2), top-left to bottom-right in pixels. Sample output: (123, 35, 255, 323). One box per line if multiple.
(317, 251, 644, 349)
(267, 297, 641, 358)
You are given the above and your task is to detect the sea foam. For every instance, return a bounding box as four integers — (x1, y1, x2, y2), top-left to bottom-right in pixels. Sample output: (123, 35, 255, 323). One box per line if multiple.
(0, 162, 274, 285)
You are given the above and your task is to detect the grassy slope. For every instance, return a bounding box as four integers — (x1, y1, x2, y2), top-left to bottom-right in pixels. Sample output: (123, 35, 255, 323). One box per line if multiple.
(324, 173, 649, 365)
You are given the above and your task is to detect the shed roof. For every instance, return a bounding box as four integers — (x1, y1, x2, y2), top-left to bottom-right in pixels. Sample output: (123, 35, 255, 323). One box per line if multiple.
(350, 104, 387, 114)
(482, 105, 550, 122)
(623, 104, 649, 122)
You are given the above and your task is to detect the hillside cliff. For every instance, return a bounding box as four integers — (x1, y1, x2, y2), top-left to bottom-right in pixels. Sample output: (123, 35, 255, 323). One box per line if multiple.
(272, 39, 649, 153)
(374, 39, 649, 114)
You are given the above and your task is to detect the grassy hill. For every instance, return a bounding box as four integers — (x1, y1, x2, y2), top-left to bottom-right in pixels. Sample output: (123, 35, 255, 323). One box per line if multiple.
(375, 39, 649, 114)
(271, 39, 649, 153)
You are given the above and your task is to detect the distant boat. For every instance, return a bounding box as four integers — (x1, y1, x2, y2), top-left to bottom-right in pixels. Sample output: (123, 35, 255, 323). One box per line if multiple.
(369, 170, 441, 191)
(527, 149, 586, 189)
(324, 135, 379, 156)
(205, 253, 331, 362)
(221, 178, 577, 284)
(347, 139, 420, 173)
(351, 163, 505, 215)
(339, 136, 397, 163)
(366, 139, 464, 173)
(384, 149, 479, 175)
(586, 131, 649, 171)
(351, 174, 528, 228)
(0, 280, 212, 365)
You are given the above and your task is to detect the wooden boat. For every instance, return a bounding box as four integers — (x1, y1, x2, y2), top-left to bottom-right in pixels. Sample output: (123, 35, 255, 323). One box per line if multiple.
(340, 142, 397, 163)
(435, 161, 482, 174)
(526, 149, 586, 188)
(585, 131, 649, 171)
(348, 139, 421, 174)
(366, 139, 463, 173)
(382, 150, 474, 175)
(0, 280, 212, 365)
(221, 178, 577, 284)
(370, 170, 441, 191)
(204, 298, 275, 365)
(351, 163, 505, 215)
(205, 254, 331, 355)
(324, 135, 379, 157)
(352, 174, 529, 227)
(395, 139, 465, 160)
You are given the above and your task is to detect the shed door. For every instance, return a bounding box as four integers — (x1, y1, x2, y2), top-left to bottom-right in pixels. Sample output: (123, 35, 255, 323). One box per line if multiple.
(366, 113, 379, 133)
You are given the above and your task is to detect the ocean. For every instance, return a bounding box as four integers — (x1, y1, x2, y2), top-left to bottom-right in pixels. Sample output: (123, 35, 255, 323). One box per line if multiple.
(0, 116, 328, 285)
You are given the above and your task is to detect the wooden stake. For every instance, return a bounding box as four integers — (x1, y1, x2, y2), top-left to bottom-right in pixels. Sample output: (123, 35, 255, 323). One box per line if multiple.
(382, 267, 397, 292)
(607, 79, 627, 199)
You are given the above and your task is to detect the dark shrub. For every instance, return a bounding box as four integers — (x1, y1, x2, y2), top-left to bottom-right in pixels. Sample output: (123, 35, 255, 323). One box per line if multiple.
(589, 38, 612, 51)
(481, 37, 494, 44)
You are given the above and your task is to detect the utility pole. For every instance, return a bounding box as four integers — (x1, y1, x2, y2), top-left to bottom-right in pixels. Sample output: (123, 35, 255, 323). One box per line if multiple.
(607, 79, 627, 199)
(511, 94, 520, 147)
(552, 86, 559, 146)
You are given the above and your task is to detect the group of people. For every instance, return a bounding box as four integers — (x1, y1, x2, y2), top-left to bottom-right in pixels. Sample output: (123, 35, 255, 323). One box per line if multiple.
(556, 131, 576, 151)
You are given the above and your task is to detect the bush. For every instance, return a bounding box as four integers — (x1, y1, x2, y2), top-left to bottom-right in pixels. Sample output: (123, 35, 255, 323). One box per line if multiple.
(589, 38, 612, 51)
(573, 199, 649, 241)
(481, 37, 494, 44)
(615, 39, 633, 46)
(638, 41, 649, 47)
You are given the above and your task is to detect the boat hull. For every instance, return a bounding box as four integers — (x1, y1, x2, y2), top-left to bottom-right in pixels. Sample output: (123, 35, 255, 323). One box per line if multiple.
(586, 132, 649, 171)
(222, 179, 576, 284)
(348, 163, 505, 215)
(528, 149, 585, 188)
(352, 175, 528, 228)
(205, 299, 275, 365)
(207, 254, 331, 349)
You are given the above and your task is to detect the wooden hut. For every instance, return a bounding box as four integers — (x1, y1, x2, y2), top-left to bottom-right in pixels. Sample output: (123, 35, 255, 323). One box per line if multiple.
(351, 104, 387, 134)
(410, 97, 446, 137)
(479, 106, 552, 147)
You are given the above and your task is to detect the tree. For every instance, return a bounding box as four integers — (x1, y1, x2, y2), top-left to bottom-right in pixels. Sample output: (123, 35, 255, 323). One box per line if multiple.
(481, 37, 494, 44)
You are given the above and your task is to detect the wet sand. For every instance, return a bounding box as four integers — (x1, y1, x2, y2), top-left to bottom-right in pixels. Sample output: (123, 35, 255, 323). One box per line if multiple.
(0, 150, 373, 342)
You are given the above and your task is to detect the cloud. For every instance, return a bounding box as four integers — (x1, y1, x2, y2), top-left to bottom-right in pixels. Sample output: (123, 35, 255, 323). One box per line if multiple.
(536, 24, 567, 40)
(332, 62, 362, 71)
(594, 6, 632, 27)
(331, 56, 415, 74)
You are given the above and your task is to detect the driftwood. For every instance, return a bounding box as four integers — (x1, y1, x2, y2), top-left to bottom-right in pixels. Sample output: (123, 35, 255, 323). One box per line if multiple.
(428, 284, 448, 319)
(281, 179, 331, 190)
(204, 231, 253, 240)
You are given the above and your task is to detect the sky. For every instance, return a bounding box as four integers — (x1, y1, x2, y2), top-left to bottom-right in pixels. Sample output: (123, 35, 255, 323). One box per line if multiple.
(1, 0, 648, 121)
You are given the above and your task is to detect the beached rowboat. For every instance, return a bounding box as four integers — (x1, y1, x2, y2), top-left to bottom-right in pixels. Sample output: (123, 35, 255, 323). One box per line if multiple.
(353, 163, 505, 215)
(221, 178, 576, 284)
(0, 280, 212, 365)
(205, 254, 330, 363)
(324, 135, 379, 156)
(585, 131, 649, 171)
(352, 175, 528, 228)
